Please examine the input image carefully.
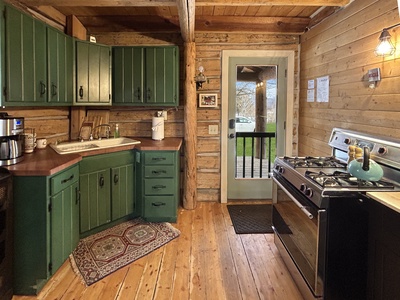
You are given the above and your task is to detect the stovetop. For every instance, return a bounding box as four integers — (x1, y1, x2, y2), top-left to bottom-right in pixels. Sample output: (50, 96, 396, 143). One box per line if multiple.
(282, 156, 347, 169)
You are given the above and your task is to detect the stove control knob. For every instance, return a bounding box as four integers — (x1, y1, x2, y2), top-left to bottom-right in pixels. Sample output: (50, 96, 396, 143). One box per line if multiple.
(377, 147, 387, 155)
(305, 188, 313, 198)
(278, 166, 285, 173)
(300, 183, 307, 193)
(344, 138, 351, 145)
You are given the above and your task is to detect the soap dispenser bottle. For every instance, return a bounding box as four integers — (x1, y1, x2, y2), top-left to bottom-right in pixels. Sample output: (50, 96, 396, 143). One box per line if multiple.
(114, 124, 120, 138)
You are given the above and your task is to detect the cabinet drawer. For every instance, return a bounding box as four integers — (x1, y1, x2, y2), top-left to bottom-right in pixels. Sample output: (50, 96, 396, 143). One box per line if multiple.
(144, 165, 175, 178)
(144, 152, 174, 165)
(144, 178, 175, 195)
(144, 196, 175, 219)
(50, 165, 79, 195)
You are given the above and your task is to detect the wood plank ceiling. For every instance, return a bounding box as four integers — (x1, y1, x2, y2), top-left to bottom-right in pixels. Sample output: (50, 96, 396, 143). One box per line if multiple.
(15, 0, 353, 42)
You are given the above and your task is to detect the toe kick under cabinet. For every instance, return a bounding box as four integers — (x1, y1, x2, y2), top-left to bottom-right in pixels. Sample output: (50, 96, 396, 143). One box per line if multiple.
(136, 150, 180, 222)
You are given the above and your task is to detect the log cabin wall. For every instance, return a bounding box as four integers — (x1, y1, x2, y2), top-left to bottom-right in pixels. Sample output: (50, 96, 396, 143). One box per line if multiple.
(96, 32, 300, 202)
(299, 0, 400, 157)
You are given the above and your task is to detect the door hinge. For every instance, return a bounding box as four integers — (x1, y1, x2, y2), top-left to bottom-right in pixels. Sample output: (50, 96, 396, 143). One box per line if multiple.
(48, 203, 52, 212)
(285, 69, 287, 78)
(48, 262, 52, 272)
(3, 87, 7, 97)
(284, 121, 286, 130)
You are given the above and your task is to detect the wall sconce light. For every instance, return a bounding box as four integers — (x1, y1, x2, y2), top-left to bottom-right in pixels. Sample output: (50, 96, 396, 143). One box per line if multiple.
(256, 81, 264, 88)
(375, 23, 400, 56)
(194, 66, 207, 90)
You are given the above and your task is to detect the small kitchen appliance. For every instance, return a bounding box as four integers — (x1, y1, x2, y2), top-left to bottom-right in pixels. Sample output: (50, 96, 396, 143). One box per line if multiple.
(272, 128, 400, 300)
(0, 113, 24, 166)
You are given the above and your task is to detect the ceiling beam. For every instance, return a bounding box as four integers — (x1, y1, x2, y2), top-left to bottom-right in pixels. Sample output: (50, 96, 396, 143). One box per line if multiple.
(18, 0, 350, 7)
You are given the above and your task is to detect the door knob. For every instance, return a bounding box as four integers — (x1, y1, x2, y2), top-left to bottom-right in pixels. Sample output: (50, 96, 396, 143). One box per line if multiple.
(229, 133, 235, 139)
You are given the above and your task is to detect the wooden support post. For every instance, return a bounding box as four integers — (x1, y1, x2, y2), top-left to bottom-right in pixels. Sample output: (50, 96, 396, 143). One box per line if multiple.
(183, 42, 197, 210)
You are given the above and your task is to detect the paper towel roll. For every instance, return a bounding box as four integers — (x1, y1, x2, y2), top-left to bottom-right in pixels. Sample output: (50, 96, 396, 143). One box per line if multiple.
(152, 116, 164, 140)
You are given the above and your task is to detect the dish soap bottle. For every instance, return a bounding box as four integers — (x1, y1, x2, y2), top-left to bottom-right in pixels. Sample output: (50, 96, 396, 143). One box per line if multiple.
(114, 124, 120, 138)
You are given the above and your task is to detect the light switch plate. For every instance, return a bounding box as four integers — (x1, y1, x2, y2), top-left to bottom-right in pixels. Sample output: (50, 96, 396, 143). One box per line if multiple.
(209, 125, 219, 135)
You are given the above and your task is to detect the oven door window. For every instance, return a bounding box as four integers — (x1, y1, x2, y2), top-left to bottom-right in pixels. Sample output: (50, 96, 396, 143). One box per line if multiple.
(273, 178, 326, 297)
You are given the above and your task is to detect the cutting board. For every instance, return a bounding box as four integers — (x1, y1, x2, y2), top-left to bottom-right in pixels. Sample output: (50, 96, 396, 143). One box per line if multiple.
(86, 110, 110, 138)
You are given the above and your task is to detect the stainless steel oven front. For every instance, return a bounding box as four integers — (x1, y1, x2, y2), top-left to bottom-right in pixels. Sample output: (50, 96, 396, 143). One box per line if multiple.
(272, 175, 327, 298)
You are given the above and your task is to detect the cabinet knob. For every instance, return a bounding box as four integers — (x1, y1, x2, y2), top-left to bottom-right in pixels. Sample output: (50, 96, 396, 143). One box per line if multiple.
(114, 174, 119, 184)
(99, 175, 105, 187)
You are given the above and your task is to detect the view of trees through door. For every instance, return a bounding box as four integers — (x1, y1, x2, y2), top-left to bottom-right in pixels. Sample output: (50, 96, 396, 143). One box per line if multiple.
(235, 65, 277, 178)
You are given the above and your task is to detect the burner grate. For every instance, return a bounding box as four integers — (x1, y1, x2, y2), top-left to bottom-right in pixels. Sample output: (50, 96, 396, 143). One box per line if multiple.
(283, 156, 346, 168)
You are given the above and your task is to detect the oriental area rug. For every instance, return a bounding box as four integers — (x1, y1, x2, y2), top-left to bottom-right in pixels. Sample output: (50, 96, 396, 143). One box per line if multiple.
(69, 218, 180, 286)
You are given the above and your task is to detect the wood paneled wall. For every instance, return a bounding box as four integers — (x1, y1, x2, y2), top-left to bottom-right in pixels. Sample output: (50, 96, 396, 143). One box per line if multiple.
(299, 0, 400, 156)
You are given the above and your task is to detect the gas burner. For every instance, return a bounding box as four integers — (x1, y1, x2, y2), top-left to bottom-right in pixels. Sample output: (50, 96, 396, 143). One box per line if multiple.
(305, 170, 395, 189)
(283, 156, 346, 168)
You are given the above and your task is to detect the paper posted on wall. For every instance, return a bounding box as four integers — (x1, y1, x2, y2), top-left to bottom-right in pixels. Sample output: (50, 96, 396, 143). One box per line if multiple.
(317, 76, 330, 103)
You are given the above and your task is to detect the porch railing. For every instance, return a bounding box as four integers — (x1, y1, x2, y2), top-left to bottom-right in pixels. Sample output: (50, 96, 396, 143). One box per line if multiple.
(235, 132, 276, 178)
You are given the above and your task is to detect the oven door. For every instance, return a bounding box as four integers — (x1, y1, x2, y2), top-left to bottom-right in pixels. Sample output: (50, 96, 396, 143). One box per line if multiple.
(272, 175, 327, 298)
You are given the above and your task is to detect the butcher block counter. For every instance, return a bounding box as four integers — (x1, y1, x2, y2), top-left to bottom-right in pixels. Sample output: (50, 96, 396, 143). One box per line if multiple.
(4, 137, 182, 176)
(367, 192, 400, 214)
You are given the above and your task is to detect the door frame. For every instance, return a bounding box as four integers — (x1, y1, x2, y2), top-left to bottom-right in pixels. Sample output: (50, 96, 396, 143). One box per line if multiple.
(220, 50, 295, 203)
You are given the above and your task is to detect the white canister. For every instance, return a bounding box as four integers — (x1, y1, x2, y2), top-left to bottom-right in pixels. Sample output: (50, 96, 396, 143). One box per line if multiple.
(152, 116, 164, 140)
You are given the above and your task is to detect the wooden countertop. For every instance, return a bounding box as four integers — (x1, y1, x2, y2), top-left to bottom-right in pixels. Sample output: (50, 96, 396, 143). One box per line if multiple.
(367, 192, 400, 214)
(4, 137, 182, 177)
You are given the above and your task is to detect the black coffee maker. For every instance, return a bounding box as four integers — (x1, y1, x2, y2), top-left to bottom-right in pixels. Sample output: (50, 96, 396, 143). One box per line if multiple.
(0, 113, 24, 166)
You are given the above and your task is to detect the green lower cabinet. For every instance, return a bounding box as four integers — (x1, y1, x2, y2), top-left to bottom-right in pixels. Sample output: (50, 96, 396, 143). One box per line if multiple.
(13, 164, 79, 295)
(79, 150, 136, 236)
(136, 150, 179, 222)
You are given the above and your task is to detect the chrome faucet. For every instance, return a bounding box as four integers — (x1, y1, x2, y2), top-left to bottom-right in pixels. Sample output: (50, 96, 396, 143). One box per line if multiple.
(94, 124, 111, 140)
(78, 123, 93, 142)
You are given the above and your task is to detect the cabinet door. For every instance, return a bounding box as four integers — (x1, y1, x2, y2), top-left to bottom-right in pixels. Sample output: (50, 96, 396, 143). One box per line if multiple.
(111, 164, 134, 220)
(47, 27, 74, 104)
(112, 47, 144, 104)
(76, 41, 111, 105)
(145, 47, 178, 106)
(79, 169, 111, 233)
(5, 5, 47, 104)
(50, 181, 79, 274)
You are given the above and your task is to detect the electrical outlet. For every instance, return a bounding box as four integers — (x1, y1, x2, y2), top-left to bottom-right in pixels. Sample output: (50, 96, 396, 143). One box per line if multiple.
(209, 125, 219, 135)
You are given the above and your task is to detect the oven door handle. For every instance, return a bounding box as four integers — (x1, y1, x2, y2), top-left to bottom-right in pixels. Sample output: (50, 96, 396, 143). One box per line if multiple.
(273, 177, 314, 219)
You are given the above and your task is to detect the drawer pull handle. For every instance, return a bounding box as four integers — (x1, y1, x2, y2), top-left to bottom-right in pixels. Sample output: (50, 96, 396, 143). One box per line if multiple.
(152, 170, 167, 175)
(152, 157, 166, 161)
(61, 174, 74, 184)
(40, 81, 47, 96)
(152, 202, 166, 207)
(152, 185, 166, 190)
(51, 83, 57, 96)
(79, 86, 84, 99)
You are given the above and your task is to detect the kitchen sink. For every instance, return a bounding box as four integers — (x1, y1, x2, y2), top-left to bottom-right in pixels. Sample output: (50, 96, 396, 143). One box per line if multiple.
(50, 137, 141, 154)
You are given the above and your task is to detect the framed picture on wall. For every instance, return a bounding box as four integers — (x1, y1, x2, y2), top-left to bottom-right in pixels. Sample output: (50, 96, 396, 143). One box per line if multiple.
(199, 94, 218, 107)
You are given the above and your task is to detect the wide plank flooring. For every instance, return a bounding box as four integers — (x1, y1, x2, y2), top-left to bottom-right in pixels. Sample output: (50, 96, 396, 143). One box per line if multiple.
(12, 201, 303, 300)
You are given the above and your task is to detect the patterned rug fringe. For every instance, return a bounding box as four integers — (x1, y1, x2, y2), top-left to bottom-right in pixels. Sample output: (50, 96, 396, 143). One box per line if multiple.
(69, 253, 86, 285)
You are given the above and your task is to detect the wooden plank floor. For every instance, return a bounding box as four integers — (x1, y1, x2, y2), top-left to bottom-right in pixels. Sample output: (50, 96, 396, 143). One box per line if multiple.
(12, 201, 304, 300)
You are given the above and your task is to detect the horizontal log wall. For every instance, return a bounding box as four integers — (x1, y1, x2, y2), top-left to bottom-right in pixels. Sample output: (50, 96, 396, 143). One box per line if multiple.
(299, 0, 400, 156)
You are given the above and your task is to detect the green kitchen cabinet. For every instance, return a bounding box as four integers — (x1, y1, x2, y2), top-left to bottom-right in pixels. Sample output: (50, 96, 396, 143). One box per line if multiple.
(5, 5, 47, 105)
(79, 150, 135, 236)
(136, 150, 180, 222)
(4, 5, 74, 106)
(46, 27, 74, 104)
(13, 164, 80, 295)
(112, 46, 179, 106)
(76, 41, 111, 105)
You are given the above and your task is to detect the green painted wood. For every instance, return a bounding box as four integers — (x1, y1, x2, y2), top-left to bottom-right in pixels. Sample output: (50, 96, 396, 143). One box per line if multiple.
(50, 181, 79, 274)
(111, 164, 134, 220)
(136, 150, 179, 222)
(112, 46, 178, 106)
(76, 41, 111, 105)
(47, 27, 74, 104)
(79, 150, 135, 234)
(5, 5, 47, 105)
(12, 164, 79, 295)
(50, 164, 79, 195)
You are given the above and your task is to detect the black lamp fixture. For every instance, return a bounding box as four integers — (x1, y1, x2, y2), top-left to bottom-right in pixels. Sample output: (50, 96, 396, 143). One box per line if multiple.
(375, 23, 400, 56)
(194, 66, 207, 90)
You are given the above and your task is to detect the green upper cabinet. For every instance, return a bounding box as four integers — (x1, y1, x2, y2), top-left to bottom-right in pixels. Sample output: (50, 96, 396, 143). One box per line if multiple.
(4, 5, 74, 106)
(76, 41, 111, 105)
(5, 5, 47, 105)
(112, 46, 179, 106)
(46, 27, 74, 104)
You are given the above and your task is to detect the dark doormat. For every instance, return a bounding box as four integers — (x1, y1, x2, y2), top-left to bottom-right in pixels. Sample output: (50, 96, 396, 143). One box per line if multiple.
(227, 204, 273, 234)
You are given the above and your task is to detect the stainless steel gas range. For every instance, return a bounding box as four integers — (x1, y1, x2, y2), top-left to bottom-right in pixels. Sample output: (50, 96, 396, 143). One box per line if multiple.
(272, 128, 400, 300)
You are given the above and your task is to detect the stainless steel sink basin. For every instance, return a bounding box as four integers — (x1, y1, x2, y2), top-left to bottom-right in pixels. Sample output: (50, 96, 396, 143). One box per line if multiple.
(50, 137, 141, 154)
